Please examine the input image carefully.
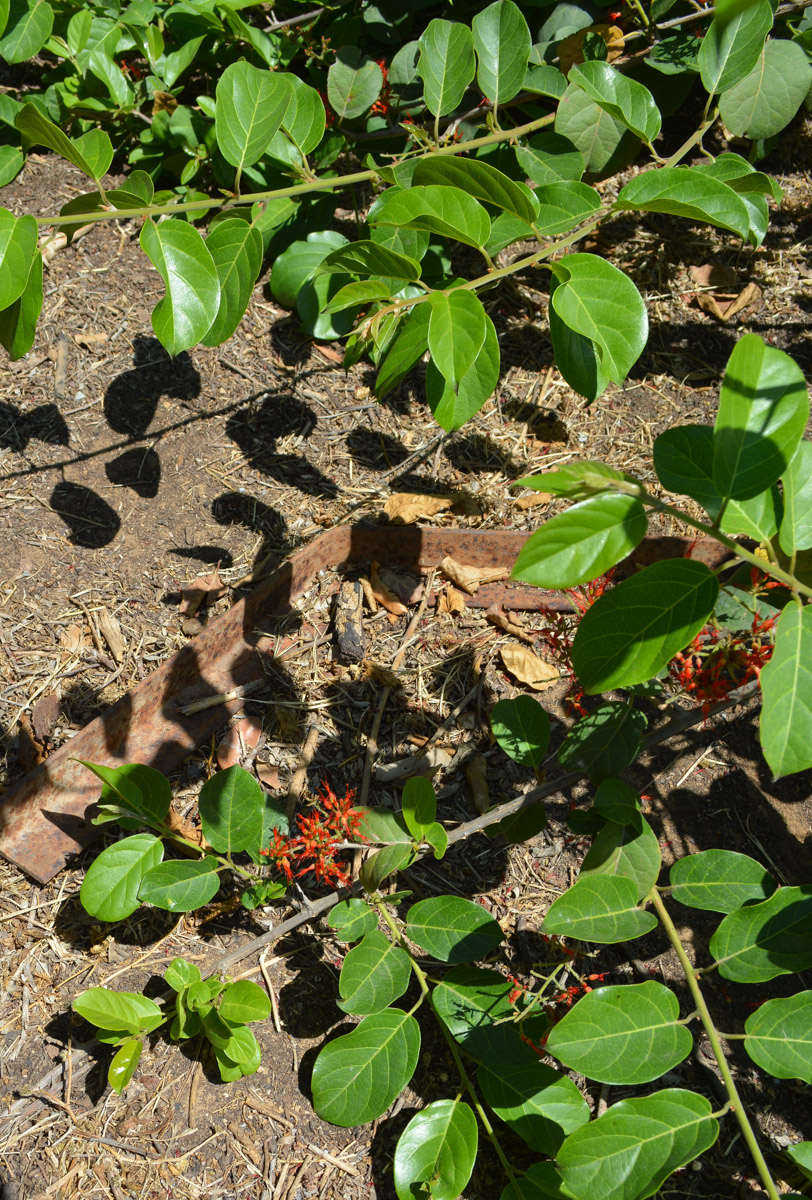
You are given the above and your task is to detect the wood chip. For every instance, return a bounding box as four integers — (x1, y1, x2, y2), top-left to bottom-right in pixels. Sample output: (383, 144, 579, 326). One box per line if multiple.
(332, 580, 365, 663)
(464, 752, 490, 815)
(97, 607, 126, 663)
(500, 644, 560, 690)
(18, 713, 45, 772)
(375, 745, 454, 783)
(362, 660, 402, 688)
(358, 575, 378, 613)
(31, 694, 60, 742)
(59, 623, 85, 653)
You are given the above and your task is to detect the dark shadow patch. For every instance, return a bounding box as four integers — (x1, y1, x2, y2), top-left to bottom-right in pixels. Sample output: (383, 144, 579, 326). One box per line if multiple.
(225, 396, 337, 498)
(50, 481, 120, 548)
(444, 432, 526, 478)
(103, 336, 201, 435)
(0, 401, 70, 452)
(346, 428, 410, 471)
(170, 544, 234, 568)
(105, 447, 161, 497)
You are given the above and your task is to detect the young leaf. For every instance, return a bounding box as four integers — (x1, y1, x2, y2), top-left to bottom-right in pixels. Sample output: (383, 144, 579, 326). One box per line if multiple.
(556, 1089, 719, 1200)
(744, 992, 812, 1082)
(515, 461, 628, 500)
(165, 957, 202, 992)
(698, 1, 773, 95)
(424, 821, 449, 859)
(108, 1037, 143, 1095)
(710, 885, 812, 982)
(372, 185, 491, 250)
(80, 834, 164, 922)
(713, 334, 809, 500)
(0, 207, 37, 309)
(760, 604, 812, 778)
(218, 980, 271, 1024)
(569, 62, 661, 142)
(579, 817, 661, 900)
(413, 156, 538, 225)
(779, 441, 812, 554)
(0, 245, 41, 360)
(394, 1100, 478, 1200)
(426, 310, 499, 430)
(533, 181, 601, 236)
(550, 254, 647, 386)
(73, 988, 163, 1036)
(324, 280, 391, 315)
(571, 560, 719, 693)
(417, 20, 476, 117)
(80, 761, 172, 828)
(319, 240, 421, 282)
(16, 103, 111, 181)
(219, 1024, 261, 1074)
(200, 219, 263, 347)
(359, 843, 415, 893)
(719, 40, 812, 140)
(140, 218, 220, 357)
(512, 494, 648, 590)
(356, 807, 413, 843)
(311, 1009, 420, 1126)
(428, 290, 487, 392)
(406, 896, 503, 963)
(479, 1059, 589, 1156)
(138, 858, 221, 913)
(328, 898, 379, 943)
(557, 703, 647, 783)
(198, 765, 265, 854)
(401, 776, 436, 841)
(328, 47, 383, 121)
(491, 695, 550, 772)
(615, 168, 752, 242)
(215, 62, 292, 172)
(472, 0, 532, 106)
(543, 875, 658, 943)
(670, 849, 776, 913)
(336, 930, 412, 1015)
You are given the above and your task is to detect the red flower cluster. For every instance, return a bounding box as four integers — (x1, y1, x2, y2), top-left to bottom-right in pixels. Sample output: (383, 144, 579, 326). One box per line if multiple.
(371, 59, 392, 117)
(534, 571, 616, 715)
(260, 783, 364, 889)
(669, 608, 776, 716)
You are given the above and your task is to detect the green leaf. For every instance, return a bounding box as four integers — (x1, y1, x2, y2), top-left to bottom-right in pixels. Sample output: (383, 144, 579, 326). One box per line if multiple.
(406, 896, 503, 963)
(557, 703, 648, 783)
(426, 310, 500, 431)
(0, 242, 41, 360)
(472, 0, 532, 106)
(534, 181, 601, 236)
(785, 1142, 812, 1179)
(557, 1089, 718, 1200)
(218, 1024, 261, 1073)
(549, 298, 610, 402)
(744, 992, 812, 1081)
(571, 560, 719, 693)
(138, 858, 221, 913)
(0, 210, 39, 312)
(375, 304, 430, 397)
(198, 765, 265, 855)
(512, 494, 648, 590)
(0, 146, 24, 188)
(710, 885, 812, 982)
(569, 62, 661, 142)
(699, 1, 773, 95)
(281, 76, 325, 154)
(73, 129, 113, 182)
(356, 806, 413, 843)
(108, 1037, 142, 1095)
(547, 982, 691, 1086)
(165, 957, 201, 991)
(373, 185, 491, 250)
(719, 40, 812, 139)
(323, 280, 391, 315)
(593, 778, 643, 827)
(543, 875, 658, 943)
(550, 253, 647, 387)
(481, 1059, 589, 1156)
(524, 60, 568, 99)
(328, 46, 383, 121)
(615, 168, 751, 242)
(81, 761, 172, 828)
(270, 230, 347, 311)
(516, 461, 628, 500)
(433, 966, 530, 1062)
(139, 218, 219, 357)
(337, 930, 412, 1015)
(200, 219, 262, 347)
(713, 334, 809, 501)
(402, 777, 436, 841)
(328, 898, 378, 943)
(670, 849, 776, 913)
(215, 62, 292, 172)
(779, 441, 812, 554)
(417, 20, 476, 117)
(485, 213, 534, 257)
(516, 132, 585, 186)
(219, 980, 271, 1024)
(394, 1100, 478, 1200)
(312, 1009, 420, 1126)
(428, 290, 487, 392)
(500, 1161, 570, 1200)
(555, 85, 639, 178)
(73, 988, 163, 1036)
(319, 239, 420, 282)
(0, 0, 53, 63)
(359, 843, 415, 893)
(491, 695, 550, 772)
(16, 104, 107, 181)
(413, 156, 538, 225)
(80, 834, 163, 922)
(579, 817, 661, 900)
(760, 604, 812, 778)
(424, 821, 449, 859)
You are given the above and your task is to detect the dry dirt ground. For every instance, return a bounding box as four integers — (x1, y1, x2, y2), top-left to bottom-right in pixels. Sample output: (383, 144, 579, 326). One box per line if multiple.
(0, 138, 811, 1200)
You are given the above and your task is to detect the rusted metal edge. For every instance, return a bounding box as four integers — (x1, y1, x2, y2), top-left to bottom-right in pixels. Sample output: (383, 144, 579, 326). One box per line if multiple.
(0, 525, 732, 883)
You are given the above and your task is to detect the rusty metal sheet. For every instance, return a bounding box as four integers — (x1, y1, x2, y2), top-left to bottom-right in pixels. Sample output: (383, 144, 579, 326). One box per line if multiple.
(0, 525, 733, 883)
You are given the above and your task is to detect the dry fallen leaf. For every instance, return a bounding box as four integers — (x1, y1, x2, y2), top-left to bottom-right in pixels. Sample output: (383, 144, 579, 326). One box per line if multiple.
(59, 623, 85, 653)
(97, 607, 126, 663)
(464, 752, 490, 815)
(486, 606, 534, 643)
(440, 555, 509, 596)
(18, 714, 46, 772)
(500, 644, 560, 691)
(558, 24, 624, 74)
(384, 493, 457, 524)
(75, 331, 108, 348)
(256, 763, 282, 790)
(164, 807, 208, 853)
(370, 561, 408, 621)
(180, 567, 227, 617)
(437, 585, 466, 614)
(216, 718, 263, 770)
(31, 694, 61, 742)
(515, 491, 553, 511)
(689, 263, 737, 290)
(359, 575, 379, 613)
(362, 659, 402, 688)
(695, 282, 761, 323)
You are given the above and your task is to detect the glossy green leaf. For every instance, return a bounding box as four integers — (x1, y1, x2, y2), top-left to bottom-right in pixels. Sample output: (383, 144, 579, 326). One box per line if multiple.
(16, 103, 111, 180)
(312, 1009, 420, 1126)
(424, 821, 449, 859)
(699, 1, 773, 95)
(550, 254, 647, 386)
(549, 294, 610, 402)
(557, 703, 648, 783)
(356, 806, 413, 844)
(319, 239, 420, 282)
(74, 988, 163, 1035)
(328, 899, 378, 943)
(670, 849, 776, 913)
(593, 778, 643, 827)
(323, 280, 391, 315)
(428, 290, 487, 391)
(557, 1089, 718, 1200)
(165, 957, 201, 992)
(215, 62, 291, 172)
(543, 875, 658, 943)
(198, 765, 265, 854)
(719, 40, 812, 139)
(108, 1037, 142, 1095)
(713, 334, 809, 501)
(200, 219, 262, 347)
(80, 834, 163, 922)
(524, 60, 568, 99)
(779, 441, 812, 554)
(217, 980, 270, 1024)
(375, 304, 430, 397)
(760, 604, 812, 779)
(82, 761, 172, 829)
(402, 777, 436, 841)
(413, 156, 538, 225)
(337, 930, 411, 1015)
(500, 1161, 569, 1200)
(0, 0, 53, 63)
(0, 146, 24, 188)
(138, 858, 221, 913)
(571, 560, 719, 693)
(359, 843, 415, 893)
(491, 695, 550, 772)
(140, 218, 219, 357)
(579, 816, 661, 900)
(533, 181, 601, 236)
(219, 1024, 261, 1073)
(406, 896, 503, 963)
(480, 1060, 588, 1156)
(512, 494, 648, 590)
(281, 76, 325, 154)
(569, 62, 661, 142)
(0, 241, 41, 360)
(786, 1142, 812, 1179)
(425, 310, 500, 431)
(710, 885, 812, 982)
(547, 982, 691, 1085)
(373, 184, 490, 250)
(516, 131, 584, 186)
(270, 230, 347, 311)
(473, 0, 532, 106)
(417, 20, 476, 117)
(615, 168, 751, 242)
(73, 129, 113, 181)
(516, 461, 628, 500)
(328, 46, 383, 121)
(394, 1100, 478, 1200)
(744, 992, 812, 1081)
(433, 966, 530, 1062)
(485, 213, 534, 257)
(555, 85, 639, 177)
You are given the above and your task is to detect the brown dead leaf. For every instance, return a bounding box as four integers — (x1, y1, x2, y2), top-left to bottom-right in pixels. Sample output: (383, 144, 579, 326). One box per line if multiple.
(464, 752, 490, 815)
(384, 493, 457, 524)
(18, 714, 45, 772)
(164, 807, 208, 853)
(97, 607, 126, 663)
(256, 763, 282, 790)
(370, 561, 408, 621)
(689, 263, 737, 290)
(75, 331, 108, 348)
(216, 718, 263, 770)
(500, 644, 560, 691)
(314, 343, 344, 363)
(362, 659, 402, 688)
(694, 283, 761, 323)
(437, 585, 466, 614)
(439, 555, 509, 596)
(152, 90, 178, 116)
(31, 694, 61, 742)
(359, 575, 379, 613)
(60, 623, 85, 653)
(486, 606, 534, 643)
(515, 491, 553, 511)
(180, 567, 227, 617)
(558, 25, 624, 74)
